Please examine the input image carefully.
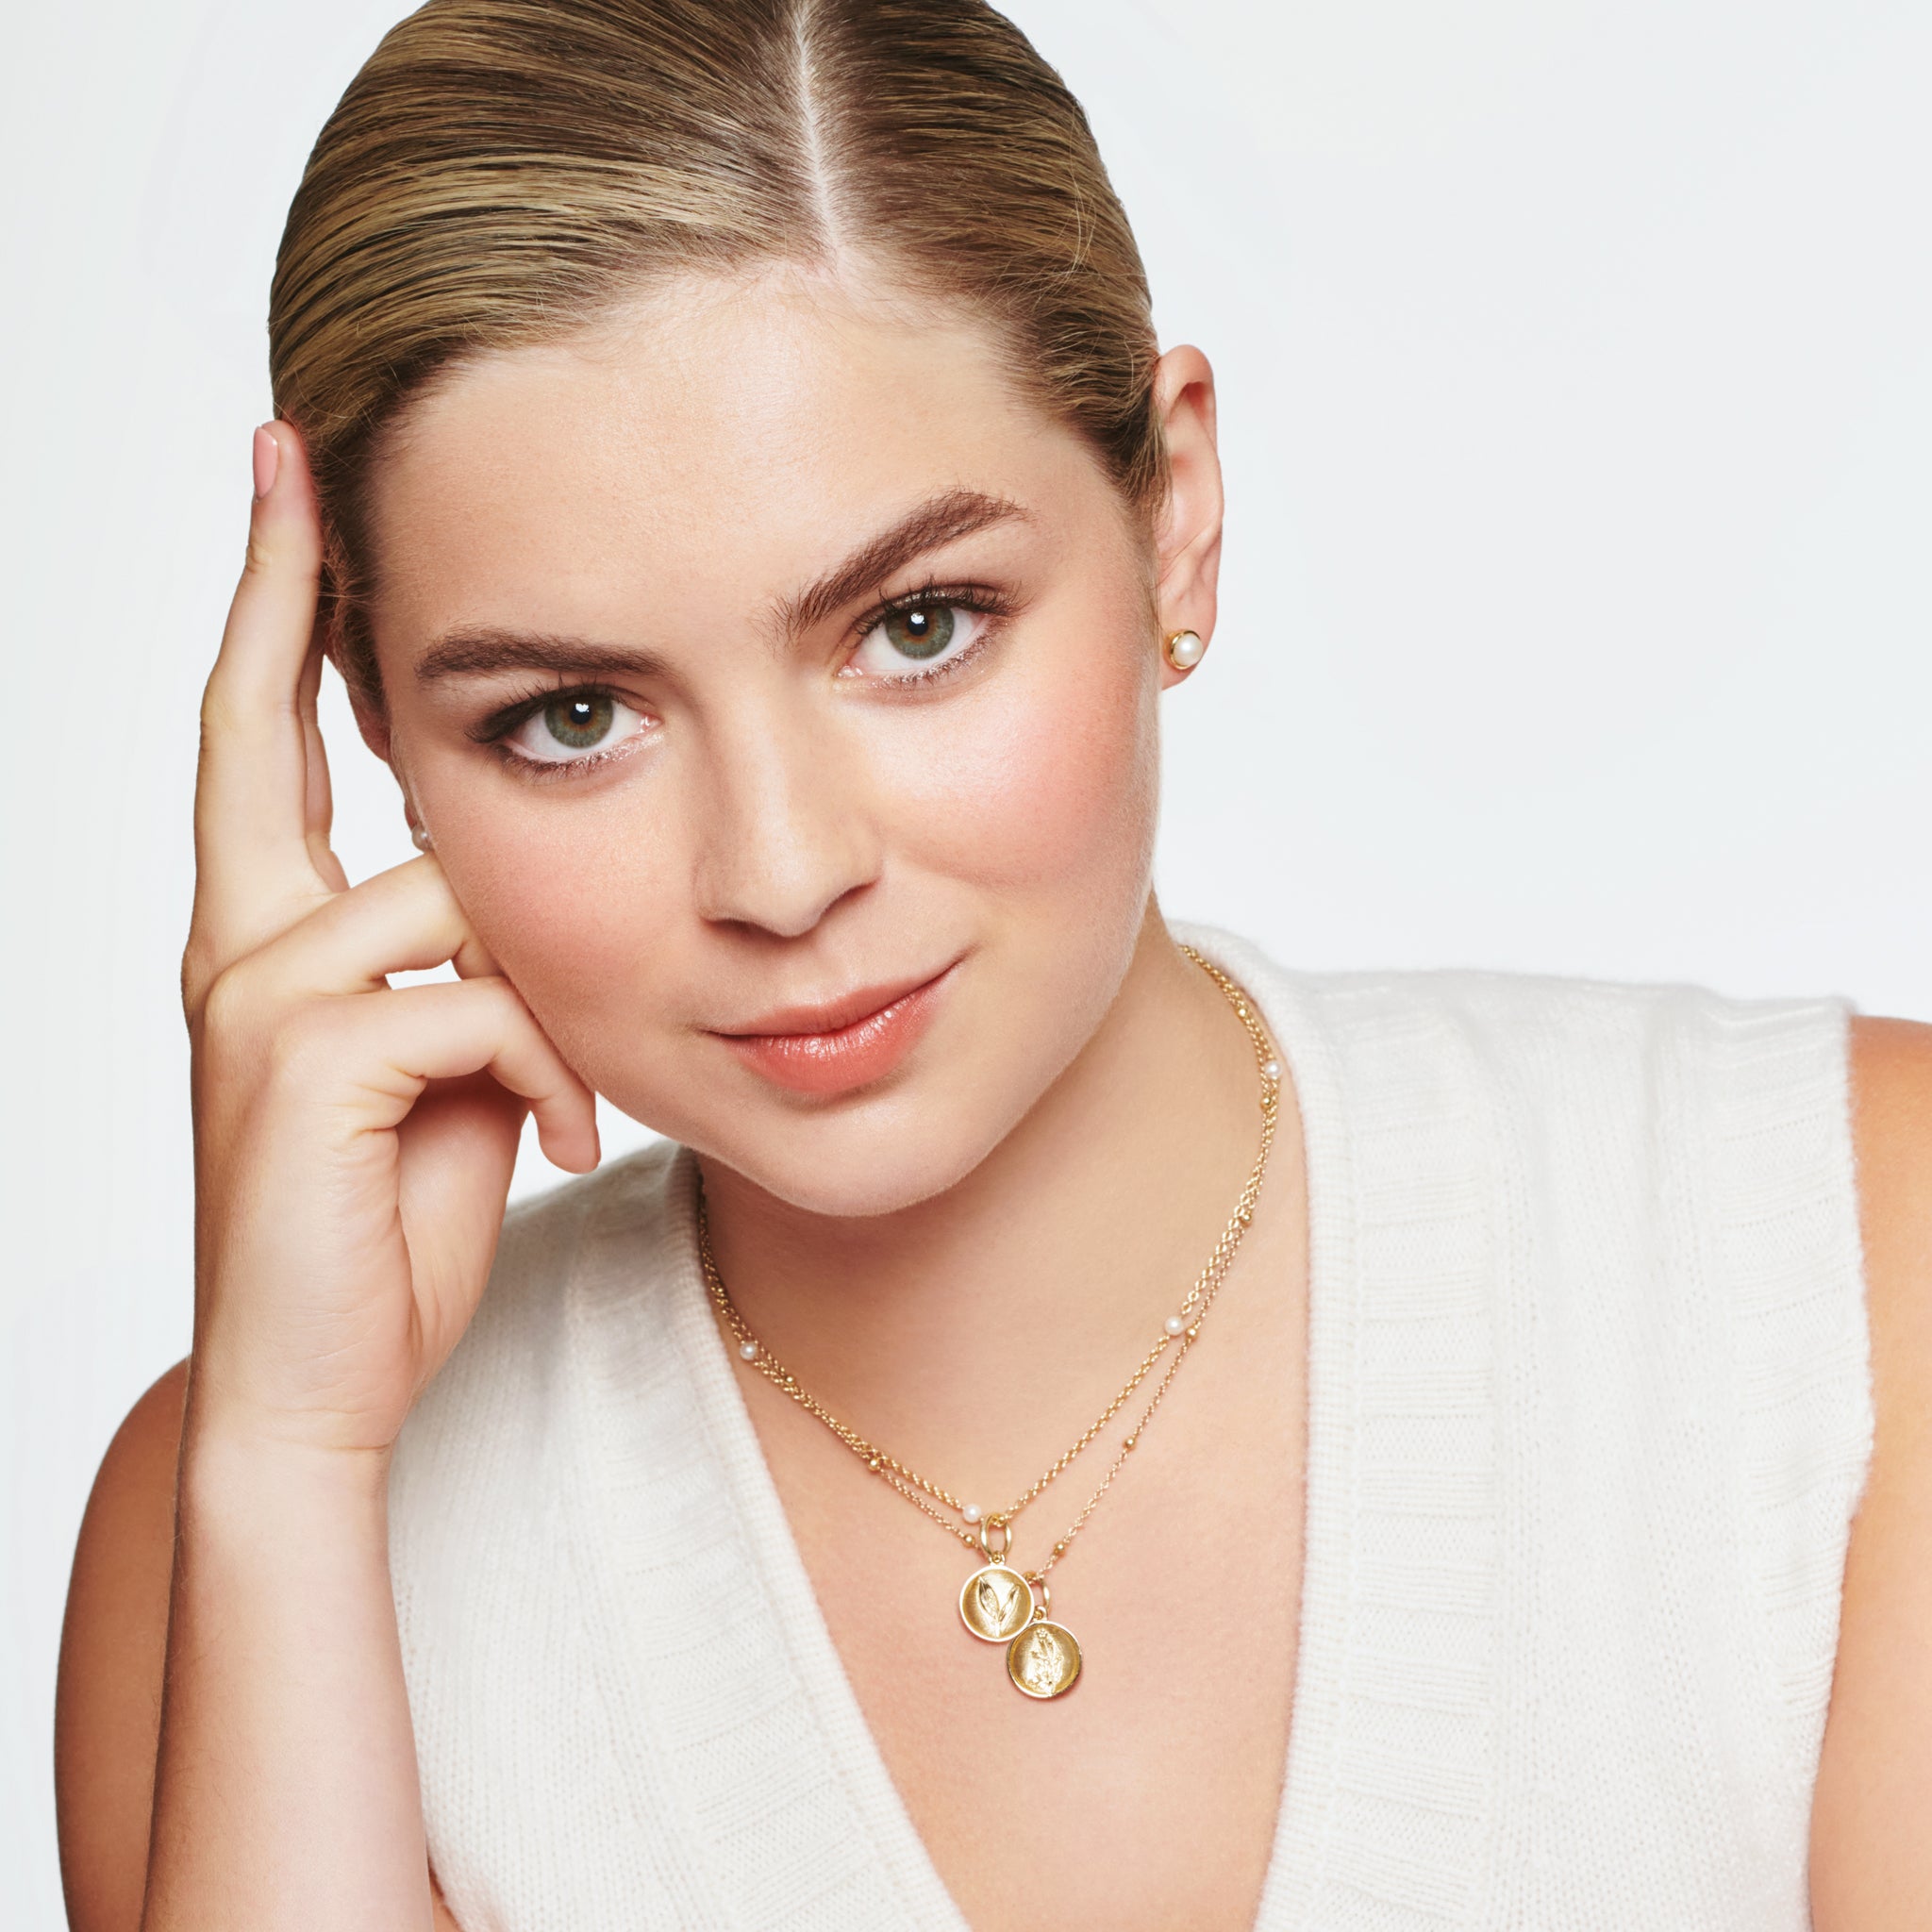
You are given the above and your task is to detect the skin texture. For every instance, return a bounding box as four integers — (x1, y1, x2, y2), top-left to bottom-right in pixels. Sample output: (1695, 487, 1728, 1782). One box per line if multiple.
(359, 271, 1175, 1219)
(50, 264, 1932, 1930)
(1809, 1020, 1932, 1928)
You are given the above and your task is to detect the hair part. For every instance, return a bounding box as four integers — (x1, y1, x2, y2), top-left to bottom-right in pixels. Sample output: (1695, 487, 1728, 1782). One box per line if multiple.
(270, 0, 1169, 704)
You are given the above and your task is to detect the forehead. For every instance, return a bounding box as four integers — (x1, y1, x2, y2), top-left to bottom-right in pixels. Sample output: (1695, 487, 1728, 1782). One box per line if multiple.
(364, 269, 1103, 648)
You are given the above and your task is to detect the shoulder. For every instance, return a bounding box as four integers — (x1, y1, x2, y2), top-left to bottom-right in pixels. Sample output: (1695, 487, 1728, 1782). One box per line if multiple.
(1810, 1017, 1932, 1928)
(55, 1357, 189, 1932)
(1843, 1018, 1932, 1465)
(1846, 1013, 1932, 1204)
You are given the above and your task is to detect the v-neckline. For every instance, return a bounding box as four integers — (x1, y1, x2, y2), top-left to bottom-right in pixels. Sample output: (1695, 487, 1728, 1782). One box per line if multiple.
(648, 926, 1357, 1931)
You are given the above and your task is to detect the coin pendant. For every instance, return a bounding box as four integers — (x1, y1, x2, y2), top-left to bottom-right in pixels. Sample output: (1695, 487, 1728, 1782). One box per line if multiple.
(958, 1563, 1035, 1642)
(1007, 1618, 1082, 1698)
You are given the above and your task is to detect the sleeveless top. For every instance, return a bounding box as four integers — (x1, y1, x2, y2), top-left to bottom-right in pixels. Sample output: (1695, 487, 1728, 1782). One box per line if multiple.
(386, 924, 1875, 1931)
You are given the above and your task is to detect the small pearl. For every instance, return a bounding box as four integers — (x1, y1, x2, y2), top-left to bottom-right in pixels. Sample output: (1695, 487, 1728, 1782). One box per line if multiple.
(1164, 1314, 1186, 1337)
(738, 1341, 758, 1361)
(1262, 1058, 1282, 1081)
(961, 1503, 983, 1524)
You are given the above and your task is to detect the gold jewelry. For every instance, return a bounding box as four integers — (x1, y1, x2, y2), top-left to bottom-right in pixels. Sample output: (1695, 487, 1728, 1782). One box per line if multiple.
(1162, 627, 1206, 672)
(695, 943, 1282, 1699)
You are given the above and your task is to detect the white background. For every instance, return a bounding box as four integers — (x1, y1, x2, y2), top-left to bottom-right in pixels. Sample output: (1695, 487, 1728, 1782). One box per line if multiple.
(5, 0, 1929, 1918)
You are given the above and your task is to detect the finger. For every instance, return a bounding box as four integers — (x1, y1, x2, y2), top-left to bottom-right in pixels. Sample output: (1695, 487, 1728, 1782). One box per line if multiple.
(297, 637, 348, 891)
(193, 422, 331, 937)
(312, 977, 601, 1174)
(225, 852, 480, 999)
(394, 1074, 531, 1341)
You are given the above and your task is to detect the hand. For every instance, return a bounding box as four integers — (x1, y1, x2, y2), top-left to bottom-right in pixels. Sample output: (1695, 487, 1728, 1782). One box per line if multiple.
(178, 422, 599, 1457)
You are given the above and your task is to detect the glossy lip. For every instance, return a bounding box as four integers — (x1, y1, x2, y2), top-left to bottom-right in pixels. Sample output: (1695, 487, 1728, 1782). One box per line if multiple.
(710, 959, 960, 1098)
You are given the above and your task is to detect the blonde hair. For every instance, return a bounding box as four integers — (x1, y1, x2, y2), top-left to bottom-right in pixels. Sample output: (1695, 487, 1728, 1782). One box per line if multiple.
(269, 0, 1166, 702)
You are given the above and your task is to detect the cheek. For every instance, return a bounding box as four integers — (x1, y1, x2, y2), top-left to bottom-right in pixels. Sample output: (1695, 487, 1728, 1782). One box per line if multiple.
(874, 606, 1159, 901)
(420, 783, 685, 1065)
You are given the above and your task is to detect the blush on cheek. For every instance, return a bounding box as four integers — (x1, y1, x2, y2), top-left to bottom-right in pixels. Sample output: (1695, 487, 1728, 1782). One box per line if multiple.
(431, 809, 685, 1077)
(876, 618, 1158, 903)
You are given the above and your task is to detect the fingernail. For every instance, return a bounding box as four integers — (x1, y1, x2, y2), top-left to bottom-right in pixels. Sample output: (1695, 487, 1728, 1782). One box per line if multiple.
(252, 424, 280, 501)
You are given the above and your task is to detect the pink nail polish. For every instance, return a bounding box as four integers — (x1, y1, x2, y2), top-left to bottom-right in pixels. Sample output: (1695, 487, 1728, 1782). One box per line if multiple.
(252, 424, 280, 501)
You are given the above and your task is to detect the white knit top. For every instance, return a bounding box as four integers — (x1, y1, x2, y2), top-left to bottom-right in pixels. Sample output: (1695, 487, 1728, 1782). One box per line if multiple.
(387, 924, 1875, 1930)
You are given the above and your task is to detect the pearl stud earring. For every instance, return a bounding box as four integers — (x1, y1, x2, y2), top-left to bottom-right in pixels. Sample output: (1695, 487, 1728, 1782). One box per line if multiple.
(1162, 628, 1206, 672)
(410, 823, 433, 852)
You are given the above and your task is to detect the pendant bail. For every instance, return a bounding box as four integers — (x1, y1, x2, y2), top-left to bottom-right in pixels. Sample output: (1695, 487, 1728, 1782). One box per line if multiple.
(976, 1515, 1012, 1559)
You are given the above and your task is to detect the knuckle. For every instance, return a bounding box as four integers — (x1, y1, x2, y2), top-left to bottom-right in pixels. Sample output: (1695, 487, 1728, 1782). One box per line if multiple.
(196, 960, 269, 1051)
(180, 937, 220, 1021)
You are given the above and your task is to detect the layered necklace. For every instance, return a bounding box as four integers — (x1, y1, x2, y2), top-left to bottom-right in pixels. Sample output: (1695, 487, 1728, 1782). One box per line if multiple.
(694, 943, 1282, 1701)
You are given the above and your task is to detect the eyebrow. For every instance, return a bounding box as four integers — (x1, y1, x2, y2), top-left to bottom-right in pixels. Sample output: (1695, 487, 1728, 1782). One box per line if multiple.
(411, 486, 1032, 686)
(774, 487, 1031, 637)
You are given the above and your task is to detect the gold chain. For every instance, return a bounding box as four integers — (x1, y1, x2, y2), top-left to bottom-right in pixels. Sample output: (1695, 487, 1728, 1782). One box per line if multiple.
(694, 942, 1281, 1584)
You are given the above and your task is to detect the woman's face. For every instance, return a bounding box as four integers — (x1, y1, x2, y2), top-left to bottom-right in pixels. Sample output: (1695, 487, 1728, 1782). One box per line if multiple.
(357, 268, 1214, 1215)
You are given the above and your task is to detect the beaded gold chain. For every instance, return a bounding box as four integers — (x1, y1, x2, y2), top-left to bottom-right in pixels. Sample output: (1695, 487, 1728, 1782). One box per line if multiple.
(694, 942, 1282, 1697)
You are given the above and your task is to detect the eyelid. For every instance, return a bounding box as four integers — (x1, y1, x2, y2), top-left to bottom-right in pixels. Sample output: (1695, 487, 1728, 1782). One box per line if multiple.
(466, 678, 638, 744)
(841, 591, 1007, 691)
(847, 578, 1006, 641)
(470, 681, 658, 784)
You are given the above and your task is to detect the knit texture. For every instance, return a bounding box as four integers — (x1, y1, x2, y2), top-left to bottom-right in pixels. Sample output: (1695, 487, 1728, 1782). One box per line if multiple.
(387, 926, 1874, 1929)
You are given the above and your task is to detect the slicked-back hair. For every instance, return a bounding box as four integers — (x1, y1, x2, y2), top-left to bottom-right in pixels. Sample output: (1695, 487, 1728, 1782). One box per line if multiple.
(268, 0, 1167, 702)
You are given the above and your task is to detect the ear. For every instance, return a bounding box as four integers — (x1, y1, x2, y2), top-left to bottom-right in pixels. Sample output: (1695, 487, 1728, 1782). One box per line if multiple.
(1150, 344, 1224, 689)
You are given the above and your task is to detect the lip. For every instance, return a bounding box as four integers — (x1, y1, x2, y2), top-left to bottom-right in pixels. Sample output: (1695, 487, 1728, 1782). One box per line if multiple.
(711, 960, 959, 1098)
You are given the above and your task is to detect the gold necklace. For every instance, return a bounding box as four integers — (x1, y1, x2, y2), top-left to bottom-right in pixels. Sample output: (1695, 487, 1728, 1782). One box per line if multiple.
(695, 942, 1282, 1699)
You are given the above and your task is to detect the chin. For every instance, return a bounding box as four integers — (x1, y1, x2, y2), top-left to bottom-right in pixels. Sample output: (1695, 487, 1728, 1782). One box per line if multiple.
(719, 1118, 1008, 1219)
(632, 1049, 1035, 1218)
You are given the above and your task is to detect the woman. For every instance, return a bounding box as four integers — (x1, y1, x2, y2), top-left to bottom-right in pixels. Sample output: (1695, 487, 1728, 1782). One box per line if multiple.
(50, 0, 1932, 1926)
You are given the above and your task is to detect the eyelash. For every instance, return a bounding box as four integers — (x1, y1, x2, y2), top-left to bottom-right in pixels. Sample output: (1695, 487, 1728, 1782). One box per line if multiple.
(844, 581, 1009, 688)
(470, 682, 649, 783)
(471, 584, 1011, 779)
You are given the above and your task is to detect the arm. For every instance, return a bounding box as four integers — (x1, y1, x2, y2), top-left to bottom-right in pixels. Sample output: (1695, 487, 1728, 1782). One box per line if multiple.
(52, 423, 595, 1931)
(55, 1366, 468, 1932)
(1809, 1015, 1932, 1929)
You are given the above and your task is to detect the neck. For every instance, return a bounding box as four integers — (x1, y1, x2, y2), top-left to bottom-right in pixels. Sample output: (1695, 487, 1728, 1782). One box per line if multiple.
(696, 901, 1293, 1505)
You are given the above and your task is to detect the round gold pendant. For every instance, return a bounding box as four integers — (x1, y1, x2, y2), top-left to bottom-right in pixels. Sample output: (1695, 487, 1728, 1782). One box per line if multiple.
(1007, 1618, 1082, 1698)
(959, 1563, 1035, 1642)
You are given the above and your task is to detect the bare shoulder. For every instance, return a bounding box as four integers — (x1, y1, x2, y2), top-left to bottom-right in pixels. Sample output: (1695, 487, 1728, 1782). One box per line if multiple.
(1810, 1017, 1932, 1929)
(55, 1357, 190, 1932)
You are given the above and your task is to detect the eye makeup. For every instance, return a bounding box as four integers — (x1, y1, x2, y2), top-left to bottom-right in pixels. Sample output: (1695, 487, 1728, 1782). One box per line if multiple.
(460, 578, 1022, 782)
(840, 581, 1014, 690)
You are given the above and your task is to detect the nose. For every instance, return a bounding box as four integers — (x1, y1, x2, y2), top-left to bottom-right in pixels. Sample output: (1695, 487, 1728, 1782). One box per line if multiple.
(688, 702, 883, 938)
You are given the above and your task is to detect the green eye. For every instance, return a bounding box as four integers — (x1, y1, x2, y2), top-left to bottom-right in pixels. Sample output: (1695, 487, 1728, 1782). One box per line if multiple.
(543, 693, 614, 748)
(882, 604, 955, 660)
